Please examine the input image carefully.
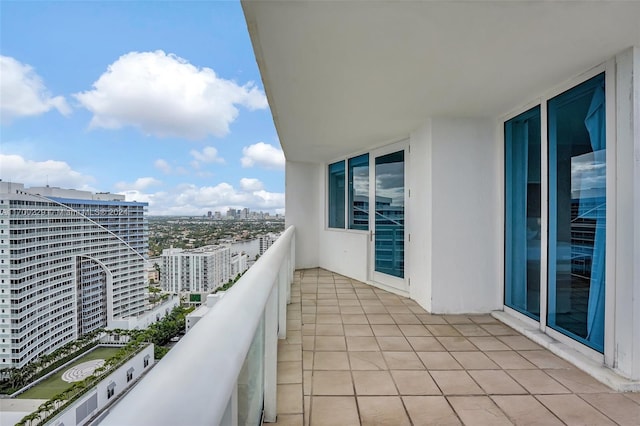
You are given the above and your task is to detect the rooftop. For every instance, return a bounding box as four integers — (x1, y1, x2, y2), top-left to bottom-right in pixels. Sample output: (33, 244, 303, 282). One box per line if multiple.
(274, 268, 640, 425)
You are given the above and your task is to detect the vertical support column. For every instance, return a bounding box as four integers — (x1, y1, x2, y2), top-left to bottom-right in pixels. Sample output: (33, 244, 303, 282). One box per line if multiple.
(263, 283, 279, 422)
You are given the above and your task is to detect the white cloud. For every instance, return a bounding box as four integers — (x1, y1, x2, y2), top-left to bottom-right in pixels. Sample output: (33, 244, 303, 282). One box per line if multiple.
(240, 178, 264, 192)
(241, 142, 285, 170)
(0, 154, 95, 189)
(74, 50, 268, 139)
(154, 159, 172, 174)
(0, 56, 71, 123)
(190, 146, 224, 169)
(120, 178, 284, 215)
(114, 177, 162, 191)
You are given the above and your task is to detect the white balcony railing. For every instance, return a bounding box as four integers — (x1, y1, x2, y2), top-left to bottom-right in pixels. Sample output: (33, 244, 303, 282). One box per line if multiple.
(97, 226, 295, 425)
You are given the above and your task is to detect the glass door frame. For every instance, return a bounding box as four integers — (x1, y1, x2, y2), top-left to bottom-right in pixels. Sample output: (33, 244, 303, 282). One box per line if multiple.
(368, 139, 409, 294)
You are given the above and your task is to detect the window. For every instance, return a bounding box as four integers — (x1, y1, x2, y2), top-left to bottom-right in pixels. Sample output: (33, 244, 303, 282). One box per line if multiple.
(143, 355, 150, 368)
(328, 161, 345, 228)
(348, 154, 369, 230)
(505, 106, 541, 319)
(107, 382, 115, 399)
(548, 73, 606, 352)
(127, 367, 134, 382)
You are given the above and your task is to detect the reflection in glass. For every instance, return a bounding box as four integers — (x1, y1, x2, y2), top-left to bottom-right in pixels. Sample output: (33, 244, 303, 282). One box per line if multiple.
(548, 73, 605, 352)
(237, 317, 264, 425)
(349, 154, 369, 230)
(374, 151, 404, 278)
(505, 106, 541, 320)
(328, 161, 345, 228)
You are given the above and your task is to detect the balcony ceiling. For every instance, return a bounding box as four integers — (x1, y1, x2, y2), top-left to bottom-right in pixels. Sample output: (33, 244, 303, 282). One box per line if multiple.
(242, 1, 640, 163)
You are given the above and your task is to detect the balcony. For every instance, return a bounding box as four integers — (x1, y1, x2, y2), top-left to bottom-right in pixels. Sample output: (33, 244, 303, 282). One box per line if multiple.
(97, 227, 640, 425)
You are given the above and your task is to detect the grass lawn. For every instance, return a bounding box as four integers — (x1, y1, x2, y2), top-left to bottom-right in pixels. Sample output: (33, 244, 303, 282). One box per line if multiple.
(17, 346, 121, 400)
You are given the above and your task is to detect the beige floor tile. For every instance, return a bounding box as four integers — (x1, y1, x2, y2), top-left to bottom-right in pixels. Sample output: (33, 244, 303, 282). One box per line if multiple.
(273, 414, 304, 426)
(301, 305, 316, 315)
(384, 305, 413, 314)
(536, 394, 617, 425)
(314, 336, 346, 351)
(382, 351, 425, 370)
(390, 313, 421, 324)
(492, 395, 563, 425)
(349, 351, 387, 370)
(310, 396, 360, 426)
(314, 324, 343, 336)
(398, 324, 431, 336)
(343, 324, 373, 336)
(468, 370, 527, 395)
(453, 324, 491, 336)
(313, 351, 350, 370)
(302, 324, 316, 336)
(407, 336, 446, 351)
(507, 370, 570, 394)
(416, 313, 448, 324)
(545, 368, 614, 393)
(403, 396, 462, 425)
(302, 335, 315, 351)
(286, 330, 303, 345)
(443, 314, 475, 324)
(450, 351, 500, 370)
(338, 298, 361, 306)
(485, 351, 537, 369)
(311, 370, 354, 395)
(280, 344, 303, 362)
(624, 392, 640, 404)
(427, 324, 462, 336)
(437, 336, 478, 351)
(316, 305, 340, 314)
(371, 324, 403, 336)
(417, 351, 463, 370)
(340, 314, 369, 324)
(362, 304, 389, 314)
(468, 336, 511, 351)
(480, 324, 518, 336)
(498, 335, 542, 350)
(278, 361, 303, 384)
(303, 369, 312, 395)
(357, 396, 410, 426)
(448, 396, 513, 425)
(288, 320, 302, 331)
(277, 383, 303, 414)
(315, 314, 342, 324)
(352, 370, 398, 395)
(366, 314, 395, 324)
(391, 370, 441, 395)
(517, 350, 571, 369)
(579, 393, 640, 425)
(339, 306, 364, 314)
(303, 350, 314, 370)
(376, 336, 413, 351)
(346, 336, 380, 351)
(430, 371, 484, 395)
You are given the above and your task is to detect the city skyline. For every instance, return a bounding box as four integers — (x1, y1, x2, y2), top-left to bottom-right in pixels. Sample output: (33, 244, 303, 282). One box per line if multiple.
(0, 1, 285, 215)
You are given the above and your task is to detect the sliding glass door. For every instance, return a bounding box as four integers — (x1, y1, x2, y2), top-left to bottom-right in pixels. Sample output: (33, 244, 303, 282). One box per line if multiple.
(505, 73, 606, 353)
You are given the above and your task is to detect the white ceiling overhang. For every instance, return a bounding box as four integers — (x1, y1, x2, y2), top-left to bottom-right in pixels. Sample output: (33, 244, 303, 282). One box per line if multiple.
(242, 1, 640, 163)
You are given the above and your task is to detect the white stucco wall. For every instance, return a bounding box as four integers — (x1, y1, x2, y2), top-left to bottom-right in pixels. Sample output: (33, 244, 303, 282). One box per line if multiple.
(319, 229, 369, 283)
(285, 161, 321, 269)
(426, 118, 501, 313)
(613, 47, 640, 381)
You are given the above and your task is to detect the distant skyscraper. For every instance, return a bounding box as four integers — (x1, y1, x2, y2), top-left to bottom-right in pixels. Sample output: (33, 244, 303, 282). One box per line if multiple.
(0, 182, 148, 369)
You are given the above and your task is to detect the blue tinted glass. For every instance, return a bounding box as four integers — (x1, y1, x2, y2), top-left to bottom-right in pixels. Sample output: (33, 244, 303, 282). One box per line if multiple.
(328, 161, 345, 228)
(505, 106, 541, 320)
(348, 154, 369, 230)
(548, 73, 605, 352)
(374, 151, 404, 278)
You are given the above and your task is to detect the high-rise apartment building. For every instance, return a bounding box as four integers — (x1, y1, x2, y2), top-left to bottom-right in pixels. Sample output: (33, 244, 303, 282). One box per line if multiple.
(161, 245, 230, 294)
(0, 182, 148, 369)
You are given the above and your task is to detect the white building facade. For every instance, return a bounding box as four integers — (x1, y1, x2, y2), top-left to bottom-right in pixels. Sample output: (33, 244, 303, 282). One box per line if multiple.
(0, 182, 148, 369)
(161, 245, 231, 294)
(243, 1, 640, 387)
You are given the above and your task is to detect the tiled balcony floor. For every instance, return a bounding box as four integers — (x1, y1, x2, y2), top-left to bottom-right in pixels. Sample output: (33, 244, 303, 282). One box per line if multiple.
(273, 268, 640, 426)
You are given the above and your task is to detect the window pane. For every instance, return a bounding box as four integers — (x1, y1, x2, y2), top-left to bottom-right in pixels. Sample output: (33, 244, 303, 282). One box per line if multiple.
(328, 161, 345, 228)
(348, 154, 369, 230)
(548, 73, 605, 352)
(374, 151, 404, 278)
(505, 106, 541, 320)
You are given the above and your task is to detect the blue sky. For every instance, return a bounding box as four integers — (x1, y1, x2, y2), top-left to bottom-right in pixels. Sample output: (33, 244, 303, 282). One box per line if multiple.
(0, 1, 284, 215)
